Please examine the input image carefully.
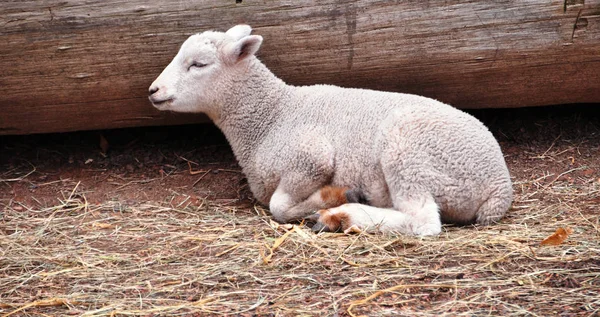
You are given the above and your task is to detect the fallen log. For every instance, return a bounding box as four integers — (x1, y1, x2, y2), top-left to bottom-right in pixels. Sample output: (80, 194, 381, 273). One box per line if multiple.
(1, 0, 599, 135)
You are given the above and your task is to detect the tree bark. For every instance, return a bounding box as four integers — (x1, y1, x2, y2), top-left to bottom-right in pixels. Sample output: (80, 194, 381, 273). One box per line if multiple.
(1, 0, 599, 135)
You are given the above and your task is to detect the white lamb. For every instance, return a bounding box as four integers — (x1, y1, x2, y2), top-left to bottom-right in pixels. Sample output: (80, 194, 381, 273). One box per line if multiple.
(148, 25, 513, 236)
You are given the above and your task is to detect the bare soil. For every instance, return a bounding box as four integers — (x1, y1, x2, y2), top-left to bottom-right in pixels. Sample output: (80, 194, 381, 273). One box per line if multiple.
(1, 104, 599, 316)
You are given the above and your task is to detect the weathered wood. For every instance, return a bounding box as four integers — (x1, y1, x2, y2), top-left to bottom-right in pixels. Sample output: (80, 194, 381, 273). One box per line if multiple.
(1, 0, 599, 135)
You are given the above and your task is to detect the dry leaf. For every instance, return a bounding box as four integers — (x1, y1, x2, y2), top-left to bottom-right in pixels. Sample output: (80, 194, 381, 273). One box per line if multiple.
(188, 161, 208, 175)
(99, 134, 110, 154)
(540, 227, 573, 246)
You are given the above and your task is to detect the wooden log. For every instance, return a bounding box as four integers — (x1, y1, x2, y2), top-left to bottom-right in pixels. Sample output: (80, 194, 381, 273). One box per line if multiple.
(1, 0, 599, 135)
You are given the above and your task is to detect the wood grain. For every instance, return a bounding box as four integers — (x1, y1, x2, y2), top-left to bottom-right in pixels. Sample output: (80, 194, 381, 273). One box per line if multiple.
(1, 0, 599, 135)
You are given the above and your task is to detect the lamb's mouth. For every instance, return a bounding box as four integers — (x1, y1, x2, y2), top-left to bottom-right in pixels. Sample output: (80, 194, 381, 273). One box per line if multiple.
(149, 97, 173, 109)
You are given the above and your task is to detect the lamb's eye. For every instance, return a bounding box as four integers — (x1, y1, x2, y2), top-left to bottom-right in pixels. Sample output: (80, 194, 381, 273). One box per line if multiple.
(189, 62, 207, 70)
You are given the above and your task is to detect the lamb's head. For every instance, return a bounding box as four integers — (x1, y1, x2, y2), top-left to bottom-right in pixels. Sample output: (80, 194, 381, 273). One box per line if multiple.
(148, 25, 263, 114)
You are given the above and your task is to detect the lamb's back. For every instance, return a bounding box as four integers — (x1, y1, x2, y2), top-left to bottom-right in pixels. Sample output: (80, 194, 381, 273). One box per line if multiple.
(280, 84, 483, 160)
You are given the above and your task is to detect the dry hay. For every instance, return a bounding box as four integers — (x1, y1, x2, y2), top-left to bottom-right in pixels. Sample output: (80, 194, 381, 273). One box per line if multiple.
(2, 107, 600, 316)
(1, 173, 599, 317)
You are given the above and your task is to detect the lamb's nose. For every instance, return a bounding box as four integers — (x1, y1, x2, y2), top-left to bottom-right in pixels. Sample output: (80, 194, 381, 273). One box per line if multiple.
(148, 86, 159, 96)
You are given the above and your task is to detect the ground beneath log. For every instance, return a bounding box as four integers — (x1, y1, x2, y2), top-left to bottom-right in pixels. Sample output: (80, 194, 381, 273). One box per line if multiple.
(1, 105, 599, 316)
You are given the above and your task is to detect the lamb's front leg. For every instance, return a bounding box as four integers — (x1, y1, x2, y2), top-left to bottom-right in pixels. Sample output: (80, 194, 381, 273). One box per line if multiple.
(270, 186, 366, 223)
(266, 128, 352, 223)
(309, 197, 442, 236)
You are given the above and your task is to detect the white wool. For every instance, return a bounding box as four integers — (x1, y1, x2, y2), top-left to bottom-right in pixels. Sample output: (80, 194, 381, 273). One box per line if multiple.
(149, 25, 513, 236)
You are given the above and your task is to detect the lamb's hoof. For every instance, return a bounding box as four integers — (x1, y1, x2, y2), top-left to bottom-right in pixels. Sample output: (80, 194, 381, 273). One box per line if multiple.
(344, 188, 369, 205)
(306, 210, 342, 233)
(303, 212, 320, 224)
(303, 213, 329, 232)
(311, 221, 333, 233)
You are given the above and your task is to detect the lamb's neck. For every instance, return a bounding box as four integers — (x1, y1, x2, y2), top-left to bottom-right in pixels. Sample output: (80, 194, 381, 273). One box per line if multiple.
(214, 58, 291, 166)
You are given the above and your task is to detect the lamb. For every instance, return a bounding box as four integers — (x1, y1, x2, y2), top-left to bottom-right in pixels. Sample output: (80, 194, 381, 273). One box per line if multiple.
(148, 25, 513, 236)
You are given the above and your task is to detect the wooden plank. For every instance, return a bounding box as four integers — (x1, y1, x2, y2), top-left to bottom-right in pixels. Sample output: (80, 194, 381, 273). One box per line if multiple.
(1, 0, 599, 135)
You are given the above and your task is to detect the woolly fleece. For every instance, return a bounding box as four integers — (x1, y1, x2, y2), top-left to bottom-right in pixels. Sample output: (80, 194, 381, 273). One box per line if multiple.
(148, 25, 513, 235)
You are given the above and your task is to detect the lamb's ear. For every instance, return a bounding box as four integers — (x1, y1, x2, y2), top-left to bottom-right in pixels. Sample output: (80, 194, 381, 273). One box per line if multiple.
(224, 35, 263, 64)
(225, 24, 252, 41)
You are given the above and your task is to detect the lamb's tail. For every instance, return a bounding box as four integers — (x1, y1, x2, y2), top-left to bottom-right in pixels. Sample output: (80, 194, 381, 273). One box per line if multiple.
(475, 186, 513, 225)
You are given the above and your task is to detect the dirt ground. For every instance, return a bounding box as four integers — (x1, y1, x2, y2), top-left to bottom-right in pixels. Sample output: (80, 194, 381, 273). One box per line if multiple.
(1, 104, 599, 316)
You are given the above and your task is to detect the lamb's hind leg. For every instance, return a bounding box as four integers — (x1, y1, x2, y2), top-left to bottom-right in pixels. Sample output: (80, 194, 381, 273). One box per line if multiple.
(280, 186, 367, 223)
(310, 194, 441, 236)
